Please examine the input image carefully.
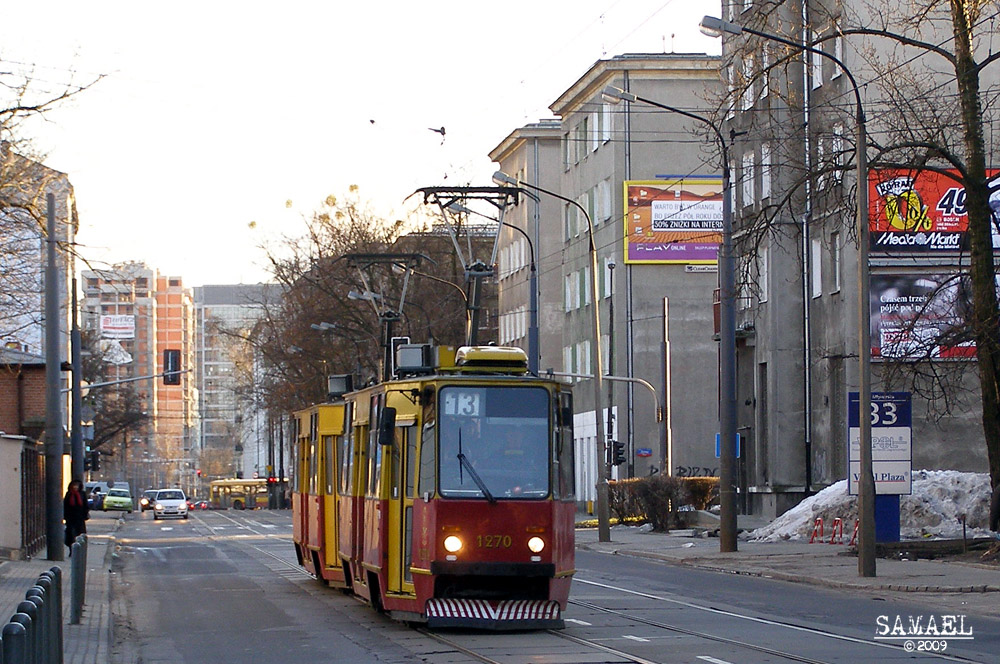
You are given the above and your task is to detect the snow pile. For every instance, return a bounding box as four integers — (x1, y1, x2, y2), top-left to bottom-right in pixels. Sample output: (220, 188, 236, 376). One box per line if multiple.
(747, 470, 995, 542)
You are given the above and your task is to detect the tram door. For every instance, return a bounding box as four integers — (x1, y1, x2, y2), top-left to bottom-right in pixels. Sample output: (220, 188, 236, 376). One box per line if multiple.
(386, 422, 416, 593)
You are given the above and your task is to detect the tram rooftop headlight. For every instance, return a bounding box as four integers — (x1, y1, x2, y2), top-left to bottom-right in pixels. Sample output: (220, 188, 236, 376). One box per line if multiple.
(443, 535, 463, 553)
(527, 537, 545, 553)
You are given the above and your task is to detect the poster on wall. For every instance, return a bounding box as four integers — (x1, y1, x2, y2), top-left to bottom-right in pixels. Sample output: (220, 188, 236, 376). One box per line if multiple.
(624, 178, 723, 264)
(870, 273, 977, 359)
(868, 168, 1000, 254)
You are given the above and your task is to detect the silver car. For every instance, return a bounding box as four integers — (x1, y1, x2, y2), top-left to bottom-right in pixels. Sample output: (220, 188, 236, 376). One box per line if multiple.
(153, 489, 189, 520)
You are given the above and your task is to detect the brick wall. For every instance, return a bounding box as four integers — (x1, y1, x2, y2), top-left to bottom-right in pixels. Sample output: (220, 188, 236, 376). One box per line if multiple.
(0, 365, 47, 436)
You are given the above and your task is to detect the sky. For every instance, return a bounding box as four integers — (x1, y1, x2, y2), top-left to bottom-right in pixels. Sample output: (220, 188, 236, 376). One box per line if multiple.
(3, 1, 721, 287)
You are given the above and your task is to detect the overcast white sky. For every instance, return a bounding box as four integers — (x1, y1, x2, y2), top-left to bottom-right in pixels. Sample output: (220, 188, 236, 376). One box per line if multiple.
(3, 1, 720, 286)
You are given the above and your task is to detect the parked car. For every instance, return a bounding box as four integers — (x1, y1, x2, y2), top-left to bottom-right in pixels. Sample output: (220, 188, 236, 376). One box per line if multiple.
(102, 488, 134, 513)
(139, 489, 158, 512)
(153, 489, 189, 520)
(88, 487, 105, 510)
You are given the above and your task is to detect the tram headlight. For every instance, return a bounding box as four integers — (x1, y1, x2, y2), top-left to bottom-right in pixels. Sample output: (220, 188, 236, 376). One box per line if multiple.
(527, 536, 545, 553)
(443, 535, 463, 553)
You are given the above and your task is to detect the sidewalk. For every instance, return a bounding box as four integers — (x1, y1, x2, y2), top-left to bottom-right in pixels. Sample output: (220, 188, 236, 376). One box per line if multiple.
(576, 521, 1000, 616)
(0, 511, 119, 664)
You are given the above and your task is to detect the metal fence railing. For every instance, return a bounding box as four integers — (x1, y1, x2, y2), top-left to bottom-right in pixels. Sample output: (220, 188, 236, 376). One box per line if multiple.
(1, 563, 66, 664)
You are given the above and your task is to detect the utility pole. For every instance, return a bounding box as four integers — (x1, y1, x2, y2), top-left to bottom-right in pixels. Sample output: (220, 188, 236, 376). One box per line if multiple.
(71, 277, 84, 481)
(44, 193, 65, 561)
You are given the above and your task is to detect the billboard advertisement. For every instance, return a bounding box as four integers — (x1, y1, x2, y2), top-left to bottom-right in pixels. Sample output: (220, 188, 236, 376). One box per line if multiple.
(870, 273, 977, 359)
(100, 314, 135, 339)
(868, 168, 1000, 254)
(624, 178, 723, 264)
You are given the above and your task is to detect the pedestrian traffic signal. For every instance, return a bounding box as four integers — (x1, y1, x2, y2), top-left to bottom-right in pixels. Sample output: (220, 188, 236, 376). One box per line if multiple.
(611, 440, 626, 466)
(163, 349, 181, 385)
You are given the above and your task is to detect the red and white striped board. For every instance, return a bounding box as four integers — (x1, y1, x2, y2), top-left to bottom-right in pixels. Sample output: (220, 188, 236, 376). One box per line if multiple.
(425, 598, 562, 630)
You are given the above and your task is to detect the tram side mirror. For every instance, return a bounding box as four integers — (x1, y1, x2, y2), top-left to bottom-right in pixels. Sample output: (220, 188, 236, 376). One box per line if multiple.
(377, 407, 397, 446)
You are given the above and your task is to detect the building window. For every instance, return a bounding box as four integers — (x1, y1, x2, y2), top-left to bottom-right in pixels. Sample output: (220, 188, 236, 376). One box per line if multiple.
(760, 48, 769, 99)
(590, 111, 599, 153)
(811, 237, 822, 298)
(563, 132, 571, 171)
(811, 31, 823, 89)
(761, 143, 771, 199)
(742, 152, 755, 207)
(758, 246, 768, 303)
(831, 232, 841, 293)
(833, 35, 843, 79)
(602, 103, 613, 143)
(832, 124, 845, 184)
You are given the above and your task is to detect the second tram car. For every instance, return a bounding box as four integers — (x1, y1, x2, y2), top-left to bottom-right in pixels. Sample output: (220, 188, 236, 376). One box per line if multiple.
(292, 344, 575, 629)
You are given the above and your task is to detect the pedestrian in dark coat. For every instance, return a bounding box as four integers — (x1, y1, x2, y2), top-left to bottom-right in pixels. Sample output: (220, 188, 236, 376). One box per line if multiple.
(64, 479, 90, 551)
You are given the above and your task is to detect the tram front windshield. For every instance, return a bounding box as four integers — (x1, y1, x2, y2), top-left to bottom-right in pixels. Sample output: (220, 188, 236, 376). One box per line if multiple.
(438, 385, 549, 499)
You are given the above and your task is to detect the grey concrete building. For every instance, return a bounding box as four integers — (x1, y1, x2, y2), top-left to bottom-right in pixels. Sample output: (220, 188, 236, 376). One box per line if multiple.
(194, 284, 280, 481)
(716, 1, 998, 517)
(492, 54, 723, 502)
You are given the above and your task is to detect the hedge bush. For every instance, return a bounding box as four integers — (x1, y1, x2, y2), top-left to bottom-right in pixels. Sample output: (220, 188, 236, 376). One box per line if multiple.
(606, 475, 720, 531)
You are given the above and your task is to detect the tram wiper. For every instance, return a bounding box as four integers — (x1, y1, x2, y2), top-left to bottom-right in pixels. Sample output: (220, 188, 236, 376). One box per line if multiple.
(456, 453, 496, 504)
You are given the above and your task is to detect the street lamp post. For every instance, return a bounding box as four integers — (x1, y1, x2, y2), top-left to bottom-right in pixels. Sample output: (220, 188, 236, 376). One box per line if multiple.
(493, 170, 612, 543)
(602, 85, 738, 553)
(700, 15, 875, 576)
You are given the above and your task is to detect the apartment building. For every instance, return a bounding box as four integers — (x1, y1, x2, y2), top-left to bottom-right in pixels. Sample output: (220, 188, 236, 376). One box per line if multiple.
(81, 263, 197, 488)
(492, 53, 723, 502)
(194, 284, 277, 480)
(716, 1, 997, 516)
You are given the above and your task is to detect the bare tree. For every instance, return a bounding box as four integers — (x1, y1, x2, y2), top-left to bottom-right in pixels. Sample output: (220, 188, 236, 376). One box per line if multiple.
(244, 188, 477, 419)
(1, 60, 101, 347)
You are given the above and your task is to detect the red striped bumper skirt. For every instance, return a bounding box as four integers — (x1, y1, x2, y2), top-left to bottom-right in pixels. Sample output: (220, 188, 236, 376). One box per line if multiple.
(425, 598, 563, 630)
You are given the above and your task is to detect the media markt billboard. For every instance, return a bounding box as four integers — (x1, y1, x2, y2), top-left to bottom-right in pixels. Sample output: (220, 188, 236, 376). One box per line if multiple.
(868, 168, 1000, 254)
(624, 178, 723, 264)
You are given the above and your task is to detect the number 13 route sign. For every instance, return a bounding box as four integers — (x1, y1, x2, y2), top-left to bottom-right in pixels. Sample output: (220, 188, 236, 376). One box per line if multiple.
(848, 392, 912, 495)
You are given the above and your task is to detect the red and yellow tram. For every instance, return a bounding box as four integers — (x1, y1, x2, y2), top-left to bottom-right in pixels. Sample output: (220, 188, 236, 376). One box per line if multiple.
(292, 344, 575, 629)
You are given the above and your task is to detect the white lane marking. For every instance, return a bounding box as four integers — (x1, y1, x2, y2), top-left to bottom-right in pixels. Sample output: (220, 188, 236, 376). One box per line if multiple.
(575, 578, 903, 652)
(697, 657, 733, 664)
(565, 618, 592, 626)
(160, 527, 173, 531)
(623, 635, 650, 642)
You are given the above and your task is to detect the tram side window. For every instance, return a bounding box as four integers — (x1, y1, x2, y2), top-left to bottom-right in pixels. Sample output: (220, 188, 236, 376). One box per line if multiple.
(308, 440, 318, 495)
(405, 425, 417, 499)
(338, 431, 351, 495)
(418, 421, 436, 497)
(323, 435, 336, 494)
(558, 392, 575, 500)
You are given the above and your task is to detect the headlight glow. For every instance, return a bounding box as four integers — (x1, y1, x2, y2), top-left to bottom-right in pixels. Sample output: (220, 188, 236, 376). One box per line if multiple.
(527, 536, 545, 553)
(154, 503, 163, 510)
(443, 535, 463, 553)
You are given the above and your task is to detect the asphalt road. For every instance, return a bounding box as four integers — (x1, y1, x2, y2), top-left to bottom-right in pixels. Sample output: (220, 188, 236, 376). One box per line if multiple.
(109, 509, 999, 663)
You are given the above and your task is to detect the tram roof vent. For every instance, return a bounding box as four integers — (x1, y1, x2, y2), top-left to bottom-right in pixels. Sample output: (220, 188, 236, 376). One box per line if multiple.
(454, 346, 529, 374)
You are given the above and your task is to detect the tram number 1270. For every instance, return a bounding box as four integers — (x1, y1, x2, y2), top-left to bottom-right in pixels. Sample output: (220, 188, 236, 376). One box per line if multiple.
(477, 534, 512, 548)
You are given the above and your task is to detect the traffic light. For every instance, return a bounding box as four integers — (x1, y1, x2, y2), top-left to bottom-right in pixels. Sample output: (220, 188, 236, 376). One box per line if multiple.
(84, 452, 92, 471)
(86, 449, 101, 472)
(163, 349, 181, 385)
(196, 469, 202, 478)
(611, 440, 626, 466)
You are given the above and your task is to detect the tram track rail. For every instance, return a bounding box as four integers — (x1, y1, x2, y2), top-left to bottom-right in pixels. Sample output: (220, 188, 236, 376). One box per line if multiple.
(571, 578, 984, 664)
(193, 513, 985, 664)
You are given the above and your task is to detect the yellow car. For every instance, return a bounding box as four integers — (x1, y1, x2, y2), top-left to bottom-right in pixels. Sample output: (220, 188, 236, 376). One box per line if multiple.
(102, 488, 134, 513)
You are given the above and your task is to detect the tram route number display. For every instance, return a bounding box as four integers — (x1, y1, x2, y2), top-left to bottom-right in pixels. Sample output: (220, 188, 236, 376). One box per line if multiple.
(443, 389, 483, 416)
(848, 392, 912, 495)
